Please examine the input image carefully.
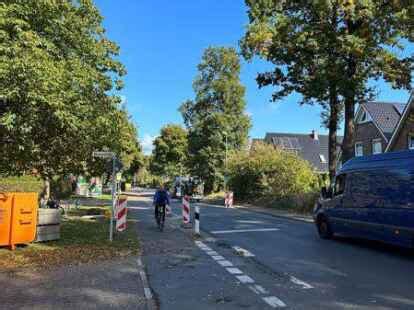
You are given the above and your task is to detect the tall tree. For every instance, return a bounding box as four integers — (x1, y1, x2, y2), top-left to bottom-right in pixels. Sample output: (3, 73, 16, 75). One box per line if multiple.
(150, 124, 188, 179)
(180, 47, 251, 193)
(242, 0, 413, 166)
(0, 1, 138, 193)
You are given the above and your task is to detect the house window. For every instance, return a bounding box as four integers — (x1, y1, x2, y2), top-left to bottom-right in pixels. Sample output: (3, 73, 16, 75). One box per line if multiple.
(319, 154, 327, 163)
(355, 142, 363, 157)
(409, 135, 414, 150)
(358, 110, 370, 124)
(372, 139, 382, 154)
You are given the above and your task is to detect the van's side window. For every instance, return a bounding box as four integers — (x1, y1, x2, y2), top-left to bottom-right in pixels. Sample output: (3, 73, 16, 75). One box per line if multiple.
(334, 174, 346, 196)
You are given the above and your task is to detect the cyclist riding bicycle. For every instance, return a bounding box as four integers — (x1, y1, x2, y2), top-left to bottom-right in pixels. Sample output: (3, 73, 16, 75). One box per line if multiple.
(153, 184, 170, 227)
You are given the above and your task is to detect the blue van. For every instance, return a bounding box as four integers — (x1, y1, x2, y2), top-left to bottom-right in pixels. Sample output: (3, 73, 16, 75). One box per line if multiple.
(314, 150, 414, 248)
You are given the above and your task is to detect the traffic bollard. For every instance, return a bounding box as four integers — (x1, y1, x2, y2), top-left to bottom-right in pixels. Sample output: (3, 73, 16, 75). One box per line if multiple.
(182, 195, 191, 226)
(194, 206, 200, 235)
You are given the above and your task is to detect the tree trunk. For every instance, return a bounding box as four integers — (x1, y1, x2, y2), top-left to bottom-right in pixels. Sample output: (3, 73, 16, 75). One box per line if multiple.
(328, 90, 339, 183)
(342, 96, 356, 163)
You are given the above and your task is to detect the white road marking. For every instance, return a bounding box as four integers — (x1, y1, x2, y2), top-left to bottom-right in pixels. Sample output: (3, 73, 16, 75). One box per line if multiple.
(206, 251, 219, 256)
(226, 268, 243, 275)
(263, 296, 286, 308)
(211, 228, 280, 234)
(233, 246, 255, 257)
(237, 220, 264, 224)
(128, 206, 151, 210)
(205, 237, 217, 242)
(253, 285, 268, 294)
(195, 239, 287, 308)
(290, 276, 314, 289)
(217, 260, 233, 267)
(236, 275, 255, 284)
(144, 287, 153, 299)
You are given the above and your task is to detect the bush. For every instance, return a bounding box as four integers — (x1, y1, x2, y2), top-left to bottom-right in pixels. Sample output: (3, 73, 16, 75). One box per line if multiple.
(0, 175, 43, 193)
(227, 143, 319, 212)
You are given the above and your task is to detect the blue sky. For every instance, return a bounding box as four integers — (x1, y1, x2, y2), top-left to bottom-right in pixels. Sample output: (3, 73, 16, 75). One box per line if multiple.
(95, 0, 412, 154)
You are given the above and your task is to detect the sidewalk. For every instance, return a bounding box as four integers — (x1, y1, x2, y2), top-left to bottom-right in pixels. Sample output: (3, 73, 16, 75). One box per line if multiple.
(199, 201, 314, 223)
(1, 256, 150, 310)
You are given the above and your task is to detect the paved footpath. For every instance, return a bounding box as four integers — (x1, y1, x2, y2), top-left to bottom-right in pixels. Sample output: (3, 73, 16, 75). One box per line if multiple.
(1, 257, 148, 310)
(130, 191, 414, 310)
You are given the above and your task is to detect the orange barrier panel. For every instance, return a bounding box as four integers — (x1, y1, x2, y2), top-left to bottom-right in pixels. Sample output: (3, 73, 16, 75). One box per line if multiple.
(0, 192, 38, 250)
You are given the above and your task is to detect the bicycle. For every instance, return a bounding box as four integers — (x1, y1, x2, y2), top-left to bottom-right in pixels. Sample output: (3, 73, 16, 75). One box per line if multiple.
(155, 204, 166, 232)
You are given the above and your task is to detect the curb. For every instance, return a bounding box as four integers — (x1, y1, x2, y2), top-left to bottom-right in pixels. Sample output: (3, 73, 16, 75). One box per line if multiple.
(136, 257, 157, 310)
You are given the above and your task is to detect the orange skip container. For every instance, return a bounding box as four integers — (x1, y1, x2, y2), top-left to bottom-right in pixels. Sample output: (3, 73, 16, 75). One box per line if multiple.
(0, 192, 38, 250)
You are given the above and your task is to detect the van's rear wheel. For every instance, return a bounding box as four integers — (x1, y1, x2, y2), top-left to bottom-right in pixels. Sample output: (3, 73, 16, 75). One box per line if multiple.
(317, 217, 333, 239)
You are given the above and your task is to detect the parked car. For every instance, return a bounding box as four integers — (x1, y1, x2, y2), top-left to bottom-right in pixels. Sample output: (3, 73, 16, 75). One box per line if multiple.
(314, 150, 414, 248)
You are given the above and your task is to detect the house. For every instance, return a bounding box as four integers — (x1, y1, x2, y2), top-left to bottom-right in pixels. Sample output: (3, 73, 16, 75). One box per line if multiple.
(263, 131, 341, 174)
(353, 101, 406, 157)
(353, 93, 413, 157)
(386, 93, 414, 152)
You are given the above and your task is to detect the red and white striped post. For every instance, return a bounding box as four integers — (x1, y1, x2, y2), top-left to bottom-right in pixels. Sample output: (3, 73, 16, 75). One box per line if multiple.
(225, 191, 234, 208)
(116, 195, 128, 232)
(182, 195, 191, 226)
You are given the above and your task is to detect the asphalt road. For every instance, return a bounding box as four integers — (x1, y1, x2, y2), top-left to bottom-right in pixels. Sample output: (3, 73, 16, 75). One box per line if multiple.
(129, 192, 414, 310)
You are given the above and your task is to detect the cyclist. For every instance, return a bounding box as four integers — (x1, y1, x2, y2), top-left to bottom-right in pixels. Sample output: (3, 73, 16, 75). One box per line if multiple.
(153, 184, 170, 225)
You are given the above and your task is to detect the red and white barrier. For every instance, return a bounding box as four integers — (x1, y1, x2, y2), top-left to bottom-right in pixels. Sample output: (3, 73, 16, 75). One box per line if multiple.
(116, 195, 128, 232)
(225, 192, 234, 208)
(182, 195, 191, 224)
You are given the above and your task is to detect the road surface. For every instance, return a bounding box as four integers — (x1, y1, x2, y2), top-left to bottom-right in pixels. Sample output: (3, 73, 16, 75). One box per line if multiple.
(129, 192, 414, 310)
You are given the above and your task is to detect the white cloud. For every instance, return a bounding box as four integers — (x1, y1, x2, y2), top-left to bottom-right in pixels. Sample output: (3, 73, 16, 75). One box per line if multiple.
(141, 134, 157, 155)
(244, 110, 253, 117)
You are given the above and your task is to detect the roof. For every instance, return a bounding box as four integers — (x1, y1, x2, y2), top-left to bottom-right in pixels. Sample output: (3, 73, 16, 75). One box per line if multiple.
(385, 92, 414, 152)
(361, 101, 407, 140)
(264, 132, 343, 173)
(361, 102, 406, 140)
(340, 150, 414, 174)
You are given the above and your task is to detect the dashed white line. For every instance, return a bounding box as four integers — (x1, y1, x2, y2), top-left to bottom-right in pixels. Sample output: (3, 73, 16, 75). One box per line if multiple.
(252, 284, 268, 294)
(236, 275, 255, 284)
(195, 239, 287, 308)
(144, 287, 153, 299)
(226, 268, 243, 275)
(290, 276, 314, 289)
(217, 260, 233, 267)
(263, 296, 287, 308)
(211, 228, 280, 234)
(206, 251, 219, 256)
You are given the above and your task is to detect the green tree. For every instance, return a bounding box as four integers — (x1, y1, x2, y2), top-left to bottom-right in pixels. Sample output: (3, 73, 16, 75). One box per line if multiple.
(180, 47, 251, 193)
(0, 1, 139, 194)
(150, 124, 188, 179)
(242, 0, 413, 164)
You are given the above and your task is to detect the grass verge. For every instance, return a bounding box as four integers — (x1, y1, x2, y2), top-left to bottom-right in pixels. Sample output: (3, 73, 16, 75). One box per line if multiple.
(0, 206, 139, 272)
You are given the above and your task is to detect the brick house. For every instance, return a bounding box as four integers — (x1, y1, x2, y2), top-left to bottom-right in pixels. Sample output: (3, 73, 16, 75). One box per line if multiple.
(353, 101, 407, 157)
(386, 93, 414, 152)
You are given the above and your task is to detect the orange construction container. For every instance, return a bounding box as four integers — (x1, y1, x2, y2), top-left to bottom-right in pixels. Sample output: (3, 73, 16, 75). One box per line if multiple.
(0, 192, 38, 250)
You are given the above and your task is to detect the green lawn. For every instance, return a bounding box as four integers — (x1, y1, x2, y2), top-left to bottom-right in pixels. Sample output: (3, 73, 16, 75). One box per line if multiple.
(0, 205, 139, 272)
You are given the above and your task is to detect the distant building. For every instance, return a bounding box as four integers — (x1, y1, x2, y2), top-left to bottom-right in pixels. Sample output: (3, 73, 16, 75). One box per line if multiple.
(263, 131, 342, 174)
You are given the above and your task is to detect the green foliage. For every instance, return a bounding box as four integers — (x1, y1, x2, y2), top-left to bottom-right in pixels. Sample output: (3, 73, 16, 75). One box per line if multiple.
(241, 0, 414, 161)
(151, 124, 188, 178)
(180, 47, 251, 193)
(228, 143, 318, 211)
(0, 175, 43, 193)
(0, 0, 141, 179)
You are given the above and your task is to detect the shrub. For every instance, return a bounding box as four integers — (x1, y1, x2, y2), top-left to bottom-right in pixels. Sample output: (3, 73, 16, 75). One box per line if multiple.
(227, 143, 319, 211)
(0, 175, 43, 193)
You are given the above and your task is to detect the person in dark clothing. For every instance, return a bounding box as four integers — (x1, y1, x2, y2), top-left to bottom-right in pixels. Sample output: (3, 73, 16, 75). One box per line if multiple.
(153, 184, 170, 221)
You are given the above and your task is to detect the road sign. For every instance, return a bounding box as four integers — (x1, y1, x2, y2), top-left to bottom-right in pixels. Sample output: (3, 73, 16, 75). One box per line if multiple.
(93, 151, 114, 159)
